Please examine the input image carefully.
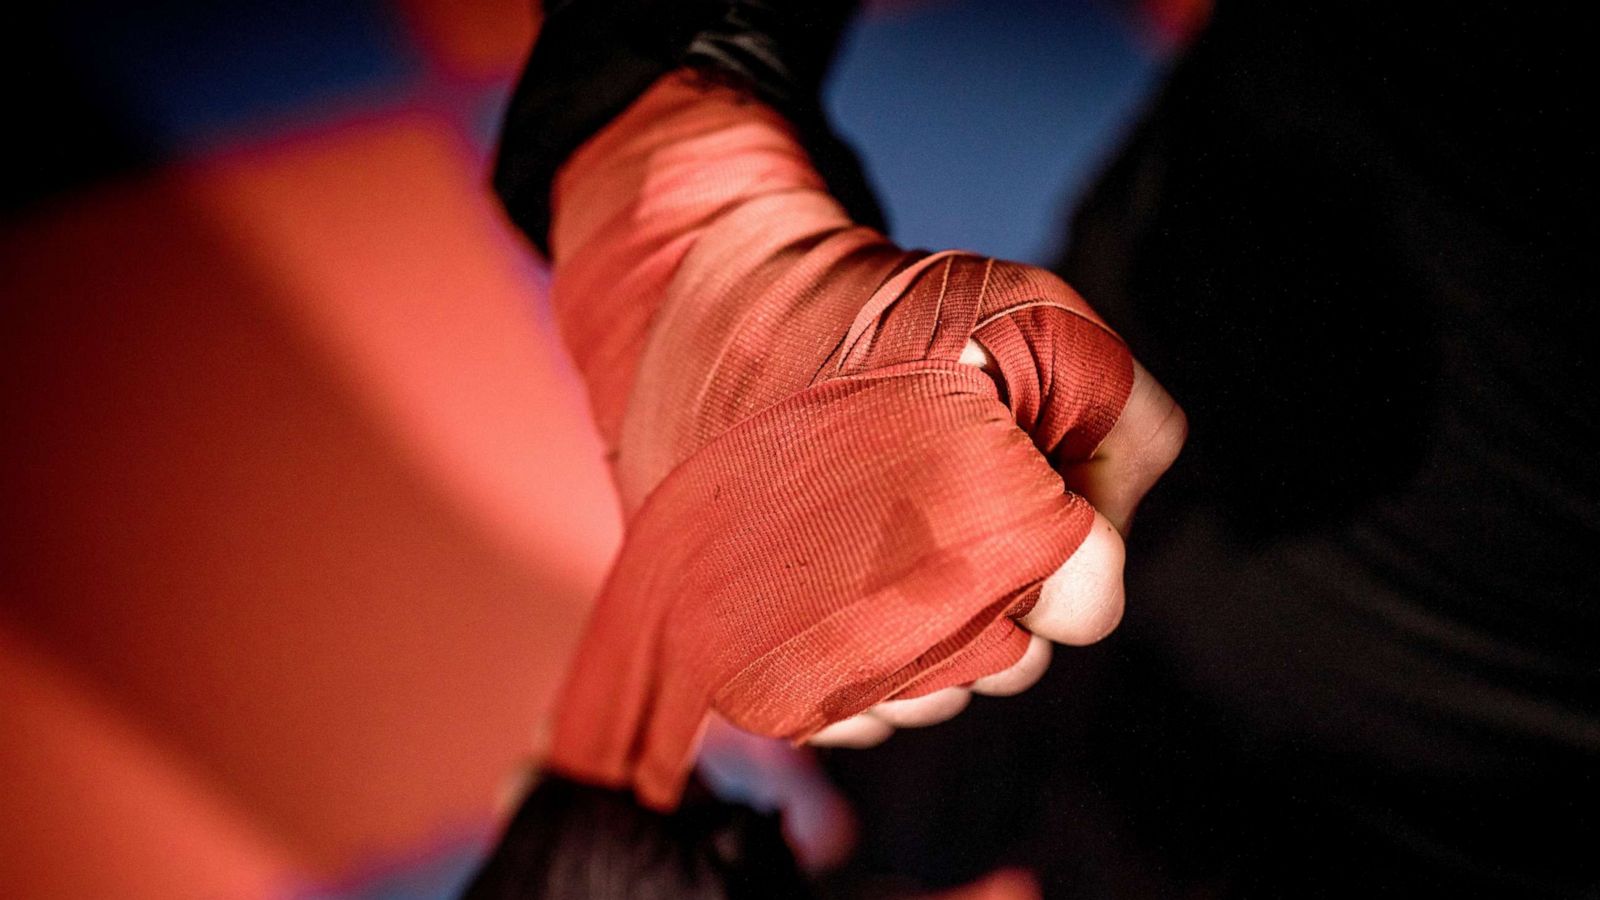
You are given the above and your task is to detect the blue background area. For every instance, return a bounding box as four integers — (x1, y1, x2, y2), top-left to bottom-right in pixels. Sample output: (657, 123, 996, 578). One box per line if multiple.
(41, 0, 1159, 263)
(830, 0, 1161, 263)
(50, 0, 418, 153)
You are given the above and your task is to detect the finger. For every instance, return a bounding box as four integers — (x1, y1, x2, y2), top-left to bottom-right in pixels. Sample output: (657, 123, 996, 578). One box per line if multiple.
(864, 686, 972, 728)
(1019, 510, 1125, 646)
(807, 713, 893, 748)
(970, 632, 1052, 697)
(1058, 360, 1186, 534)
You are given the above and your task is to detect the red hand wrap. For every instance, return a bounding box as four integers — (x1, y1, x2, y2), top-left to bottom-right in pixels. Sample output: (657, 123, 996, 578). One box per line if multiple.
(543, 73, 1133, 809)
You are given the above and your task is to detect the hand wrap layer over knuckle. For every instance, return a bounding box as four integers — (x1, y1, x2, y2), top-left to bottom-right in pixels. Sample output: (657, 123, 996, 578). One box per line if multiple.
(543, 78, 1134, 808)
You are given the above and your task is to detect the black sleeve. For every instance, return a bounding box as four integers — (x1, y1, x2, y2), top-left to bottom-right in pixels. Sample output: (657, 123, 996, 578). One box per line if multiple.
(492, 0, 887, 256)
(459, 773, 810, 899)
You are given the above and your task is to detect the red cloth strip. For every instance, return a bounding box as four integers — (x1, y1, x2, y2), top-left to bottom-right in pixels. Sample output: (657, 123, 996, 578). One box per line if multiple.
(544, 72, 1132, 809)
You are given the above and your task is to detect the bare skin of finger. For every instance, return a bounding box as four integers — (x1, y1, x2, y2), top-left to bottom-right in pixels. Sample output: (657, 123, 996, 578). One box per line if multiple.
(1060, 361, 1186, 534)
(807, 713, 894, 748)
(1020, 510, 1126, 646)
(865, 686, 972, 728)
(970, 632, 1052, 697)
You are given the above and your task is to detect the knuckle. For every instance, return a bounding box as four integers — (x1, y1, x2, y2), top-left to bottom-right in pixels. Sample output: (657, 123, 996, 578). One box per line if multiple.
(1042, 580, 1125, 645)
(1147, 399, 1188, 471)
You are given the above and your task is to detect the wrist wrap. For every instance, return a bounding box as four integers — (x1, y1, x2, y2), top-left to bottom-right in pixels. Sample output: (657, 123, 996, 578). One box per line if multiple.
(525, 74, 1132, 809)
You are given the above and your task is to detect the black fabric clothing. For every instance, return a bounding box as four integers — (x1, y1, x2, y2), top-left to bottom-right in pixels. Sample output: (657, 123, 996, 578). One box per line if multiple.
(825, 2, 1598, 896)
(493, 0, 884, 255)
(463, 774, 810, 899)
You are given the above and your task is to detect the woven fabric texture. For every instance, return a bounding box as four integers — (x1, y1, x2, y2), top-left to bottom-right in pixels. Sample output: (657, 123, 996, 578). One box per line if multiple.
(544, 72, 1132, 809)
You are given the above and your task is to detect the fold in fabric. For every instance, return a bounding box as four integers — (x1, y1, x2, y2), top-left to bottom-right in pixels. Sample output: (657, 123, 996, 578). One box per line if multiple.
(543, 72, 1133, 809)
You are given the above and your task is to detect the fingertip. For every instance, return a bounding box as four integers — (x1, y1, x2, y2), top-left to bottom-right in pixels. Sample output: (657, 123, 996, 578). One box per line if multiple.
(970, 633, 1052, 697)
(1126, 360, 1187, 477)
(1020, 511, 1126, 646)
(807, 714, 893, 749)
(867, 686, 972, 728)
